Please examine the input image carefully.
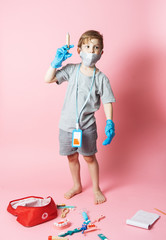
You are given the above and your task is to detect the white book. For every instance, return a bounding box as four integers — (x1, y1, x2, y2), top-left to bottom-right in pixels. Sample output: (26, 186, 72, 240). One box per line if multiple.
(126, 210, 160, 229)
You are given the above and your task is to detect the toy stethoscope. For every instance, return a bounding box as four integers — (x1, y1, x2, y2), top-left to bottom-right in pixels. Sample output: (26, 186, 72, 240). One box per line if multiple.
(75, 63, 96, 130)
(72, 64, 96, 148)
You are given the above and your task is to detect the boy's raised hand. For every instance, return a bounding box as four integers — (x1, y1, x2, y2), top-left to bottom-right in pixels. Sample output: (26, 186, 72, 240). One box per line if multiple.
(102, 119, 115, 146)
(51, 45, 74, 68)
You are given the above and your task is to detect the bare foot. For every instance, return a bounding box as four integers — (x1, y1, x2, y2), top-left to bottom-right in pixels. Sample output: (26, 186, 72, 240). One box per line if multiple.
(64, 186, 82, 199)
(94, 190, 106, 204)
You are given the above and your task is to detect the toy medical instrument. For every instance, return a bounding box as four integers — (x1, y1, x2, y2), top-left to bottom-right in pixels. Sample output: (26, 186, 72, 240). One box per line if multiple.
(98, 233, 109, 240)
(72, 64, 96, 147)
(81, 210, 89, 221)
(57, 205, 76, 209)
(83, 224, 99, 234)
(54, 219, 70, 229)
(58, 225, 98, 237)
(61, 208, 69, 218)
(81, 222, 99, 235)
(103, 119, 115, 146)
(66, 32, 70, 49)
(75, 64, 96, 129)
(154, 208, 166, 215)
(80, 208, 90, 223)
(58, 208, 100, 236)
(58, 228, 82, 237)
(48, 236, 68, 240)
(57, 204, 66, 208)
(51, 44, 74, 69)
(91, 214, 105, 224)
(79, 209, 98, 233)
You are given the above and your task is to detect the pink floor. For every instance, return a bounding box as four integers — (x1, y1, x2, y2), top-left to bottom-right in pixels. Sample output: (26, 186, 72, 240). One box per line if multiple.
(1, 1, 166, 239)
(1, 137, 166, 240)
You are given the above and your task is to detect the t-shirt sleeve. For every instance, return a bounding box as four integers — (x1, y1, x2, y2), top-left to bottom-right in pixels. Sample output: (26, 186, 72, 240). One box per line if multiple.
(55, 64, 74, 84)
(98, 74, 116, 103)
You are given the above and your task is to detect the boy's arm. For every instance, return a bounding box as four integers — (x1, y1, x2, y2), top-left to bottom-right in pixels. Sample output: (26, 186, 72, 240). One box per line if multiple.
(103, 102, 113, 120)
(44, 66, 58, 83)
(44, 44, 74, 84)
(102, 102, 115, 146)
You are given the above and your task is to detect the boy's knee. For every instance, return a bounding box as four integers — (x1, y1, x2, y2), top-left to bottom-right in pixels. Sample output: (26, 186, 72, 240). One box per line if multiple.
(67, 152, 79, 162)
(83, 154, 96, 163)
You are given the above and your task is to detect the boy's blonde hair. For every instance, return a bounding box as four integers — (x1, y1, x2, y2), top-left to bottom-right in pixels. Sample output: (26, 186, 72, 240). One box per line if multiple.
(78, 30, 104, 50)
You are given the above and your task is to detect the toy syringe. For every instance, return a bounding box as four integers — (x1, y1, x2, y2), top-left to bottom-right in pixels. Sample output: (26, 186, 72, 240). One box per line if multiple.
(66, 32, 70, 50)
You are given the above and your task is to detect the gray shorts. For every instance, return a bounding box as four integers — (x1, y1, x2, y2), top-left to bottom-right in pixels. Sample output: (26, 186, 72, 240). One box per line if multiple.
(59, 122, 98, 156)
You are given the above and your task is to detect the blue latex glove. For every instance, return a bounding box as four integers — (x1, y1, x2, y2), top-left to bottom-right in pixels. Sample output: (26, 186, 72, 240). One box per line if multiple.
(51, 44, 74, 68)
(103, 119, 115, 146)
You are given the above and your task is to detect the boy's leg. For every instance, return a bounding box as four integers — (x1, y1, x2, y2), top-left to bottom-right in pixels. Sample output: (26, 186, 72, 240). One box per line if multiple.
(64, 152, 82, 199)
(83, 154, 106, 204)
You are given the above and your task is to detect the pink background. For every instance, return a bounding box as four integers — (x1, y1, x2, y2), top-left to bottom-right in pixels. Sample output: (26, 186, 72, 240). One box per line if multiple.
(1, 0, 166, 239)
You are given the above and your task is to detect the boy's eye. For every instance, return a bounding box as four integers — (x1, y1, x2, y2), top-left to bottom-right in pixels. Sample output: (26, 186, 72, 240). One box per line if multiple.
(85, 45, 90, 48)
(94, 46, 99, 49)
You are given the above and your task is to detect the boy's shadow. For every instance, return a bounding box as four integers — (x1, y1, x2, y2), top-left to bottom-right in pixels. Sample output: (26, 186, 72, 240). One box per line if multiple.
(96, 49, 164, 192)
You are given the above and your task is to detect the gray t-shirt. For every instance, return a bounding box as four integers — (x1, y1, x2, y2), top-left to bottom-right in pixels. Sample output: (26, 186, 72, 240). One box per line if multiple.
(56, 64, 115, 132)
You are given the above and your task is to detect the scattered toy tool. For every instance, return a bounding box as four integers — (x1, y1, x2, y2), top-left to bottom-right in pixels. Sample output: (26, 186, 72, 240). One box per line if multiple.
(61, 208, 69, 218)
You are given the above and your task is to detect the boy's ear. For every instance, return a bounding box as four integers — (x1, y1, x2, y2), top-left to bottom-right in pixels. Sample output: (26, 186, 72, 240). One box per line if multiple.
(101, 50, 104, 55)
(77, 47, 81, 54)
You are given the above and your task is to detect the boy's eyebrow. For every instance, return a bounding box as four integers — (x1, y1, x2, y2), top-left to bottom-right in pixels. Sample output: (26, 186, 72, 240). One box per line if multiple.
(83, 43, 100, 46)
(93, 44, 101, 48)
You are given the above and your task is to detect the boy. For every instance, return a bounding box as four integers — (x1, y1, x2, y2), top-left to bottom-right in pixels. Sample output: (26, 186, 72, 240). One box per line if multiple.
(45, 30, 115, 204)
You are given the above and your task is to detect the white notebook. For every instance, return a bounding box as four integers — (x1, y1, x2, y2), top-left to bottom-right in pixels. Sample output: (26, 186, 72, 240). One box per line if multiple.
(126, 210, 160, 229)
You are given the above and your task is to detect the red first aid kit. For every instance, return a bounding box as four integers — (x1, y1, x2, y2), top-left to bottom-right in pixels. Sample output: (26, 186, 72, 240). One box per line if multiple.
(7, 196, 57, 227)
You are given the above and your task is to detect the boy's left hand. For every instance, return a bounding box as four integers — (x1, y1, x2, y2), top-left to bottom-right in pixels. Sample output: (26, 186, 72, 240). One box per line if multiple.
(102, 119, 115, 146)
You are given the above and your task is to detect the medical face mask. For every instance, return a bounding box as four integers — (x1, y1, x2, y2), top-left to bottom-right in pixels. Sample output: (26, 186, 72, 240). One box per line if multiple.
(80, 51, 102, 67)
